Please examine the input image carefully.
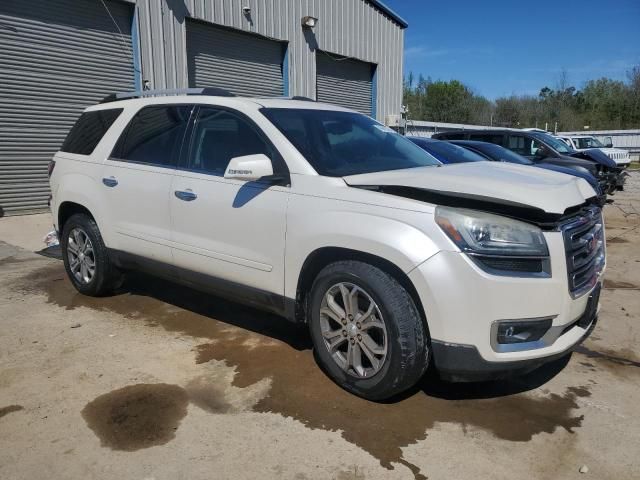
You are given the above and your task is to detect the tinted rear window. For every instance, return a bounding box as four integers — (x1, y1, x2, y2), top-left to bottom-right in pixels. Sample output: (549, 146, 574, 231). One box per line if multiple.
(469, 133, 504, 145)
(60, 109, 123, 155)
(112, 105, 192, 167)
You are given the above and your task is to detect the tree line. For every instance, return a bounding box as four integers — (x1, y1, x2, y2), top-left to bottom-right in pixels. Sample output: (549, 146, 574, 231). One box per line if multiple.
(403, 65, 640, 131)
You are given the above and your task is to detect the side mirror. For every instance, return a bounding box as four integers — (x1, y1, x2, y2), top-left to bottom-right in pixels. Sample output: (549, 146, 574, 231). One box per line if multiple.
(224, 154, 273, 181)
(604, 140, 613, 148)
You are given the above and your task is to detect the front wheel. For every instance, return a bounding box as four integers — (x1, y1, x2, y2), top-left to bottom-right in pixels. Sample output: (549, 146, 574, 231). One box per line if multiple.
(308, 260, 429, 400)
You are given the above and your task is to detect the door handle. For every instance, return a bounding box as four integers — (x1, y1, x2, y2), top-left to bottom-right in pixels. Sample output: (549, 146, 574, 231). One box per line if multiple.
(102, 176, 118, 187)
(174, 190, 197, 201)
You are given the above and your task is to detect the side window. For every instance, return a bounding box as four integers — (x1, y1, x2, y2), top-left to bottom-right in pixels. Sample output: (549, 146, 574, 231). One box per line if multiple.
(530, 139, 545, 156)
(112, 105, 192, 167)
(188, 107, 275, 176)
(469, 134, 504, 146)
(507, 135, 531, 156)
(61, 109, 123, 155)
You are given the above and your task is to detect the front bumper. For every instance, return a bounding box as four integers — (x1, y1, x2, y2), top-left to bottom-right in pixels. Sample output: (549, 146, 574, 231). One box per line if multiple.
(431, 286, 599, 381)
(408, 229, 604, 379)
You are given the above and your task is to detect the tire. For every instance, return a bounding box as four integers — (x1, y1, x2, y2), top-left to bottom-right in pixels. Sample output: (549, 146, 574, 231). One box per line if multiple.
(308, 260, 429, 400)
(61, 213, 122, 296)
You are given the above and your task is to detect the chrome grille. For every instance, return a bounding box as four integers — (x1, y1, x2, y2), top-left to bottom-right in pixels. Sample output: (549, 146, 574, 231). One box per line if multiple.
(561, 206, 605, 298)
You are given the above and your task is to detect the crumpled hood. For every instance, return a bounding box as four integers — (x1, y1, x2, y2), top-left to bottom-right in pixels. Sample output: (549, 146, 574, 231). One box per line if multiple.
(567, 148, 617, 168)
(344, 162, 597, 215)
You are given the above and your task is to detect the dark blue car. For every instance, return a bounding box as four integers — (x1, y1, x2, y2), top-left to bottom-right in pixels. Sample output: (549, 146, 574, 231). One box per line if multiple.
(407, 137, 604, 203)
(407, 137, 486, 164)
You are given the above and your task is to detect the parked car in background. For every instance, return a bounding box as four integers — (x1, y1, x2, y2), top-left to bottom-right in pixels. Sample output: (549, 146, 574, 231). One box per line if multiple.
(557, 135, 631, 169)
(406, 137, 485, 164)
(448, 140, 604, 205)
(50, 88, 604, 400)
(433, 129, 624, 194)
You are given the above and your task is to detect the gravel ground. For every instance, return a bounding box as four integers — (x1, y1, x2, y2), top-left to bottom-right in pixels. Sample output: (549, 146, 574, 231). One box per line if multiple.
(0, 173, 639, 480)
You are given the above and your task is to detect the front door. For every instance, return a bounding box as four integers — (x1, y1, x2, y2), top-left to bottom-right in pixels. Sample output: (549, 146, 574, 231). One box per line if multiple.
(170, 106, 289, 297)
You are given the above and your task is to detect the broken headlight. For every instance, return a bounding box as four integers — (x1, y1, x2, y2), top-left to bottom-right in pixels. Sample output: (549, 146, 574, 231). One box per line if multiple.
(435, 206, 550, 277)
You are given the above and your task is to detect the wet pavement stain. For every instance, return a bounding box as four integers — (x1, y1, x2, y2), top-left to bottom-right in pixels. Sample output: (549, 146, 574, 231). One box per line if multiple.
(607, 237, 629, 244)
(21, 264, 591, 478)
(603, 279, 639, 289)
(195, 340, 588, 476)
(576, 345, 640, 369)
(81, 384, 189, 451)
(0, 405, 24, 419)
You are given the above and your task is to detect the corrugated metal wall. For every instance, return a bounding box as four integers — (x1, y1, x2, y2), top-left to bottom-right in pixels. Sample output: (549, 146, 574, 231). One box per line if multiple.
(134, 0, 404, 122)
(186, 20, 285, 96)
(316, 53, 373, 116)
(0, 0, 135, 215)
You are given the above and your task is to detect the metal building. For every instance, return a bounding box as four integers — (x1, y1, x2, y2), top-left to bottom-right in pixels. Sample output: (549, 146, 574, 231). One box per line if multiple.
(0, 0, 407, 215)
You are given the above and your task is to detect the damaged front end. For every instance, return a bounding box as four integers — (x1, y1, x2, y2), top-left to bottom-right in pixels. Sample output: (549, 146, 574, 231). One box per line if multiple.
(568, 148, 627, 194)
(354, 184, 601, 230)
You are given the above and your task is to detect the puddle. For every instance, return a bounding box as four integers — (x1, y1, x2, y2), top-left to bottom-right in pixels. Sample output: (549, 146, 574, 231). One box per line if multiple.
(195, 339, 587, 476)
(603, 279, 639, 289)
(81, 383, 189, 451)
(21, 264, 590, 477)
(0, 405, 23, 419)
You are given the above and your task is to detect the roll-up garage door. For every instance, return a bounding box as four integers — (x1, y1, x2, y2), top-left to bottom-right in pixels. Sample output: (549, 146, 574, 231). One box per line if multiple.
(187, 20, 285, 98)
(316, 53, 374, 116)
(0, 0, 135, 215)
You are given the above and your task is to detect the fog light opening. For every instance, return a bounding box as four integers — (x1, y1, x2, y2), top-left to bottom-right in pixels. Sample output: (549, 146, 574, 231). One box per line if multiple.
(496, 319, 553, 345)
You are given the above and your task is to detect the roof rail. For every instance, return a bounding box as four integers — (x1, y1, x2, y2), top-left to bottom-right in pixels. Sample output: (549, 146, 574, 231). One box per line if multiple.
(99, 87, 235, 104)
(290, 96, 316, 102)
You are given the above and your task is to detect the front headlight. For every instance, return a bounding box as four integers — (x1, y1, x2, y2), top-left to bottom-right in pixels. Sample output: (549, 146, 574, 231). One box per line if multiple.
(435, 206, 550, 276)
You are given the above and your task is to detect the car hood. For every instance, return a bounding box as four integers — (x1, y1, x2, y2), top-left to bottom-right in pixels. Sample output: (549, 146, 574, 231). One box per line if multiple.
(343, 161, 597, 215)
(541, 155, 598, 173)
(566, 148, 617, 168)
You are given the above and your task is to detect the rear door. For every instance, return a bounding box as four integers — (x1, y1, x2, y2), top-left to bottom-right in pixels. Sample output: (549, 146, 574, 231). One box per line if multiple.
(169, 105, 289, 296)
(101, 104, 193, 264)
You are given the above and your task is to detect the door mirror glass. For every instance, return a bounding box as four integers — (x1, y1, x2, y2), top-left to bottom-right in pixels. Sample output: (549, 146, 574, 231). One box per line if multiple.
(603, 137, 613, 148)
(224, 154, 273, 181)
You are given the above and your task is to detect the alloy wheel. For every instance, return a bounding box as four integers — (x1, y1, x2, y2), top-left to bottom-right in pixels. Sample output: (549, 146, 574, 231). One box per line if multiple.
(319, 282, 388, 378)
(67, 227, 96, 285)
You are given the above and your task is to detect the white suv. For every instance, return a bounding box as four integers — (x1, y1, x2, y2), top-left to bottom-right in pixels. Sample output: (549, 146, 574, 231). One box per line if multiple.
(558, 135, 631, 167)
(49, 88, 605, 400)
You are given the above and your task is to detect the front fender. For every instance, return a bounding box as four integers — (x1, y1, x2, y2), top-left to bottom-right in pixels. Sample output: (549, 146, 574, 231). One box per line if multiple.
(284, 207, 442, 299)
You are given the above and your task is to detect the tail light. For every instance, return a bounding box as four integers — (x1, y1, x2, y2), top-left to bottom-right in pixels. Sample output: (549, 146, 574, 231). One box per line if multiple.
(48, 160, 56, 178)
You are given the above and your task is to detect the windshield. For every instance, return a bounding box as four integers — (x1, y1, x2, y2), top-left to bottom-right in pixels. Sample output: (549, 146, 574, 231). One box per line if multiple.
(573, 137, 604, 149)
(261, 108, 440, 176)
(530, 132, 572, 153)
(410, 139, 484, 164)
(466, 142, 533, 165)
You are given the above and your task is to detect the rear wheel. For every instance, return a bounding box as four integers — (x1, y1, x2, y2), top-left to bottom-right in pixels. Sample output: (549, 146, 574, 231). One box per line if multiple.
(308, 260, 429, 400)
(61, 213, 122, 296)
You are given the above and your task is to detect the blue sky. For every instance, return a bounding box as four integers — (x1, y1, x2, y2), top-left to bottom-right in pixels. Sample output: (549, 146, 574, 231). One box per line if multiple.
(383, 0, 640, 99)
